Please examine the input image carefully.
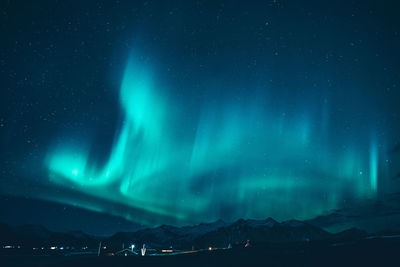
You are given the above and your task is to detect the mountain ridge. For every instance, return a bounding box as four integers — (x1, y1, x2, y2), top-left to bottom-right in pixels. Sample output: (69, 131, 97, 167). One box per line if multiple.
(0, 218, 373, 250)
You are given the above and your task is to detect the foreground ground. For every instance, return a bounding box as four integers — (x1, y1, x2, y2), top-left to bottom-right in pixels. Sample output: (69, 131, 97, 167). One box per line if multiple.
(1, 236, 399, 267)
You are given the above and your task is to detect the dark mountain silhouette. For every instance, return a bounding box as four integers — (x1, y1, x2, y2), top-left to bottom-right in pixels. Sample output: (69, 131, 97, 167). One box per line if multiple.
(329, 227, 368, 242)
(0, 223, 98, 248)
(0, 222, 18, 245)
(0, 218, 375, 251)
(105, 218, 332, 249)
(190, 218, 330, 249)
(105, 219, 228, 249)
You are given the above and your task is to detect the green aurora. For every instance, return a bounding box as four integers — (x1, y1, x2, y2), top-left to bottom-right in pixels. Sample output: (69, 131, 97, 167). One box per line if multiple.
(43, 54, 382, 226)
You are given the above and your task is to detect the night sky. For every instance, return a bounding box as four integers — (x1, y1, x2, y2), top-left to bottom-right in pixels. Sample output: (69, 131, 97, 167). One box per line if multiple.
(1, 0, 400, 235)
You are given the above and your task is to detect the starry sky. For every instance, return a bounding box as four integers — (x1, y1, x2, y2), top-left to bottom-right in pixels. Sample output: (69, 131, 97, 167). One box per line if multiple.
(1, 0, 400, 235)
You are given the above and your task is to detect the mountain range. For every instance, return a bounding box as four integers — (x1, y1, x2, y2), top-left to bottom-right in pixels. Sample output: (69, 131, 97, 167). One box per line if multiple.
(0, 221, 98, 248)
(0, 218, 373, 250)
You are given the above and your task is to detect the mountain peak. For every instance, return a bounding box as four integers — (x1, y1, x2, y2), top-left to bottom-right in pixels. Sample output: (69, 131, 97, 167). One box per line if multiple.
(265, 217, 278, 226)
(282, 219, 306, 227)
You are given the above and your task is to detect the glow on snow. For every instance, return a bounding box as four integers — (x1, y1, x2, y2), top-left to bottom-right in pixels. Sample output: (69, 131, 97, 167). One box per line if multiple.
(45, 54, 380, 226)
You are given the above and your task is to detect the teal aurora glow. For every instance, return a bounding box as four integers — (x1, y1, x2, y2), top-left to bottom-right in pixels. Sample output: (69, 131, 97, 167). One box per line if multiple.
(44, 53, 384, 226)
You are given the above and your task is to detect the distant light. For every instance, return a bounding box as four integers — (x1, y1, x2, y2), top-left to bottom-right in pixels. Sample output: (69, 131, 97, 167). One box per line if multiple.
(131, 244, 135, 249)
(50, 247, 56, 250)
(208, 247, 212, 251)
(72, 169, 79, 176)
(141, 244, 146, 256)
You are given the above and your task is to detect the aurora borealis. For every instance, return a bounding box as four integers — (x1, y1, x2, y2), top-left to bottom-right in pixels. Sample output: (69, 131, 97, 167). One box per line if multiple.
(1, 0, 400, 233)
(44, 51, 383, 226)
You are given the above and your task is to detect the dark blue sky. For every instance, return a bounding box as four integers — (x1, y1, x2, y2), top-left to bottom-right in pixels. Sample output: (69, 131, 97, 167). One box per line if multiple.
(1, 0, 400, 235)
